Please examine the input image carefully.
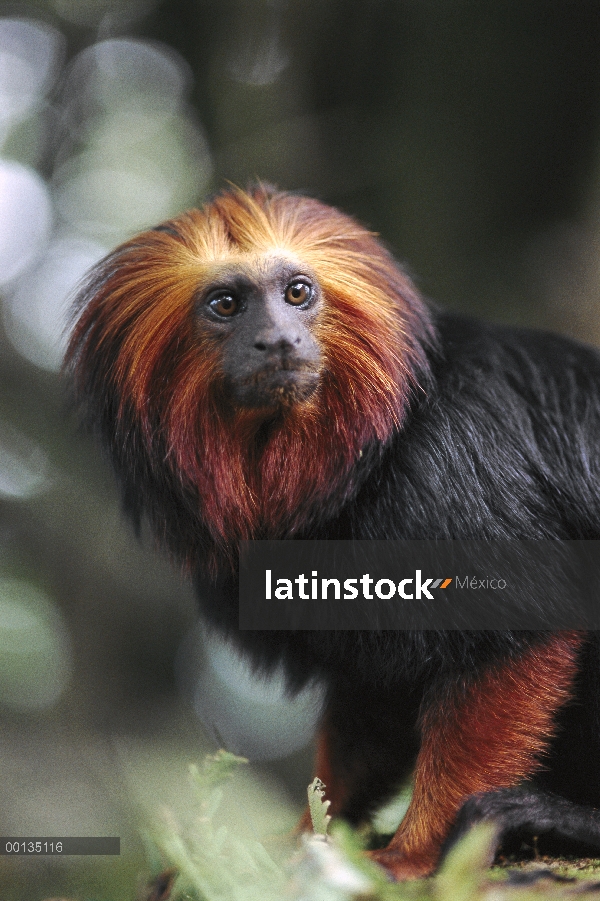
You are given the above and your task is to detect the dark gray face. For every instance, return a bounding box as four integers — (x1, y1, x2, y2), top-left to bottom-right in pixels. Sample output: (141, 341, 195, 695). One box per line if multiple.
(195, 257, 323, 410)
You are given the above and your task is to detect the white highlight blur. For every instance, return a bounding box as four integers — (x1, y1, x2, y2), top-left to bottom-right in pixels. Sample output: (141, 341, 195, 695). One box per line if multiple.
(3, 236, 107, 371)
(0, 161, 52, 285)
(179, 624, 324, 761)
(53, 38, 212, 242)
(0, 18, 63, 141)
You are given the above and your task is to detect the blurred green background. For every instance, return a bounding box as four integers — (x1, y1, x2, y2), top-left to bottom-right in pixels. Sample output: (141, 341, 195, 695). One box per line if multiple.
(1, 1, 600, 897)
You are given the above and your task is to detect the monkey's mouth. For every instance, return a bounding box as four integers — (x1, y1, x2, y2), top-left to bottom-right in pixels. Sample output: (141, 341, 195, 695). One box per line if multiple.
(229, 365, 321, 409)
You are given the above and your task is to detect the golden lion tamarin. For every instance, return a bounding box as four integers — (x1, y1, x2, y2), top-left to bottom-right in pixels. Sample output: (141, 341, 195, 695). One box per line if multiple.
(66, 185, 600, 879)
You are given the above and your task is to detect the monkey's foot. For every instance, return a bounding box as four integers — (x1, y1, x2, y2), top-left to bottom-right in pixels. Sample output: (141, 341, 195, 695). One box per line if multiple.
(367, 847, 436, 881)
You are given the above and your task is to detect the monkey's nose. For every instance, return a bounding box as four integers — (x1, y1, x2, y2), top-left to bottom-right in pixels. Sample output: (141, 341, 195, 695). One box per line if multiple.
(254, 333, 300, 353)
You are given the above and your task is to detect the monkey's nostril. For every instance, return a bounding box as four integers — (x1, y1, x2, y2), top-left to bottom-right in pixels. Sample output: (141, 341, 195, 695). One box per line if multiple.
(254, 336, 297, 353)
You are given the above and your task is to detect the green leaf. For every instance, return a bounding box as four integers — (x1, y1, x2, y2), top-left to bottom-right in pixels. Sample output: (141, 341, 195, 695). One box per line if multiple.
(308, 777, 332, 836)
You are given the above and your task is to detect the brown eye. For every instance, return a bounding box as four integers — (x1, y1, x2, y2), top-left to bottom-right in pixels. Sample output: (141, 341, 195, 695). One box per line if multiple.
(209, 293, 239, 317)
(285, 281, 312, 306)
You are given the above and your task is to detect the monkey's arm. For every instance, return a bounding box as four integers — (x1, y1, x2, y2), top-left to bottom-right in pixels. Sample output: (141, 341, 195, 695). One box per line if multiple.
(313, 632, 582, 880)
(374, 632, 583, 878)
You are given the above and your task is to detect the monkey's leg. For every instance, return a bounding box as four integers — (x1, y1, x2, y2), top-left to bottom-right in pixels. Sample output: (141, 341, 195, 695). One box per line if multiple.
(370, 632, 583, 880)
(442, 784, 600, 860)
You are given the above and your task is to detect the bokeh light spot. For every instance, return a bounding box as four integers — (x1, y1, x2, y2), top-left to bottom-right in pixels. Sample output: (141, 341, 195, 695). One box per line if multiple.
(3, 236, 107, 371)
(0, 420, 53, 499)
(0, 160, 52, 286)
(0, 579, 71, 711)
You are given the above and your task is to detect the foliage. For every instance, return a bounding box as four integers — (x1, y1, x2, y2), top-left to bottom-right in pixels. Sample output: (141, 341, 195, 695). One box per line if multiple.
(144, 752, 600, 901)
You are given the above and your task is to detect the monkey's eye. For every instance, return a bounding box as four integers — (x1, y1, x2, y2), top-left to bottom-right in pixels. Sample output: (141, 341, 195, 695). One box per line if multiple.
(285, 281, 312, 306)
(208, 293, 239, 318)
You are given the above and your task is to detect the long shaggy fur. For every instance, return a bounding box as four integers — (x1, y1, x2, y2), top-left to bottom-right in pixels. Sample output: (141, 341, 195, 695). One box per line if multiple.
(66, 185, 600, 878)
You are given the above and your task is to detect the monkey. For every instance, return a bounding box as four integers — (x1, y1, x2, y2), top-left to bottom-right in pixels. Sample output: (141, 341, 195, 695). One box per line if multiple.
(65, 185, 600, 880)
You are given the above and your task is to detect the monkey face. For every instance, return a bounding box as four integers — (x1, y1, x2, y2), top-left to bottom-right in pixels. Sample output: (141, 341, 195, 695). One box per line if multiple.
(66, 187, 434, 561)
(195, 257, 323, 411)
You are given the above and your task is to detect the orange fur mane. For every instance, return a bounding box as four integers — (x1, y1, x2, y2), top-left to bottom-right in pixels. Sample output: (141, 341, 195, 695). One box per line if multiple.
(67, 187, 433, 571)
